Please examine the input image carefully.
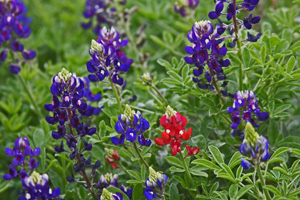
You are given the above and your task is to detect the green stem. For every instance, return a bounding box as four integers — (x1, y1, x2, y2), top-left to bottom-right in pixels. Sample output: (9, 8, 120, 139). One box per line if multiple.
(149, 83, 169, 105)
(233, 0, 243, 91)
(209, 68, 225, 105)
(109, 77, 123, 113)
(257, 166, 272, 200)
(118, 161, 133, 179)
(18, 74, 43, 119)
(133, 142, 149, 168)
(179, 152, 194, 188)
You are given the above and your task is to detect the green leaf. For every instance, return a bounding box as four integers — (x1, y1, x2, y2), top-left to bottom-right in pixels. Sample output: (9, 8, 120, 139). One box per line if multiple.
(182, 65, 189, 81)
(273, 104, 291, 115)
(99, 120, 106, 138)
(132, 184, 143, 200)
(157, 59, 172, 71)
(167, 71, 182, 82)
(268, 119, 279, 145)
(229, 184, 238, 199)
(169, 184, 180, 200)
(274, 40, 289, 53)
(221, 164, 235, 179)
(236, 185, 253, 199)
(286, 56, 296, 74)
(191, 159, 220, 170)
(201, 97, 215, 107)
(242, 48, 251, 68)
(282, 29, 292, 43)
(228, 152, 241, 169)
(107, 186, 130, 200)
(33, 128, 45, 148)
(190, 166, 208, 177)
(290, 41, 300, 52)
(163, 31, 173, 45)
(269, 147, 290, 160)
(263, 185, 282, 196)
(166, 156, 184, 168)
(260, 45, 266, 64)
(150, 35, 167, 49)
(127, 170, 142, 180)
(170, 166, 185, 173)
(208, 145, 224, 166)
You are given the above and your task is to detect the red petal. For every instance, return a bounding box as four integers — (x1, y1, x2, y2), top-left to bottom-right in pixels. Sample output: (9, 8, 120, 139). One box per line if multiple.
(155, 138, 165, 146)
(171, 146, 177, 156)
(181, 115, 187, 127)
(182, 132, 189, 140)
(192, 147, 200, 155)
(160, 115, 167, 127)
(110, 162, 118, 168)
(161, 132, 170, 140)
(184, 144, 192, 155)
(112, 154, 120, 161)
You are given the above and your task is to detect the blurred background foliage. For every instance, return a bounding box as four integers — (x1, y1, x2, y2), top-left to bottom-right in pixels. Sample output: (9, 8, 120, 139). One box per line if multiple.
(0, 0, 300, 199)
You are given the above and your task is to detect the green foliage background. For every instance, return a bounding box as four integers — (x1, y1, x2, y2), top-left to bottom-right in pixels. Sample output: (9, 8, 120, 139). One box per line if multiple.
(1, 0, 300, 199)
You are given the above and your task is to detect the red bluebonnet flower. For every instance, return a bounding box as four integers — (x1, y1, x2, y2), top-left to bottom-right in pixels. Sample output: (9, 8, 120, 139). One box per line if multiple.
(3, 136, 40, 181)
(239, 123, 270, 170)
(105, 148, 120, 168)
(174, 0, 199, 17)
(155, 106, 192, 156)
(86, 26, 133, 86)
(184, 144, 200, 156)
(185, 20, 230, 94)
(112, 105, 151, 146)
(100, 188, 123, 200)
(144, 167, 168, 200)
(227, 91, 268, 140)
(0, 0, 36, 73)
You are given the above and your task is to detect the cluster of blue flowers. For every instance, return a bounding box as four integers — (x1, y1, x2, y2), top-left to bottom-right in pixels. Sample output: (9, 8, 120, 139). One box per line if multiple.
(174, 0, 199, 17)
(86, 26, 133, 85)
(112, 105, 151, 146)
(185, 20, 230, 92)
(19, 171, 61, 200)
(227, 90, 269, 140)
(44, 68, 101, 186)
(0, 0, 36, 74)
(144, 167, 168, 200)
(3, 136, 40, 180)
(209, 0, 261, 44)
(239, 123, 270, 170)
(3, 137, 61, 199)
(98, 173, 133, 199)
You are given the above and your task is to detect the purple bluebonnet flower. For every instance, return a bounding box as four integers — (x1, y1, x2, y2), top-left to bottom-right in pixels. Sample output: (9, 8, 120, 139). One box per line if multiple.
(86, 26, 133, 86)
(111, 105, 151, 146)
(81, 0, 117, 35)
(185, 20, 230, 94)
(100, 188, 123, 200)
(144, 167, 168, 200)
(97, 173, 133, 199)
(239, 123, 270, 170)
(227, 90, 268, 140)
(19, 171, 61, 200)
(0, 0, 36, 73)
(174, 0, 199, 17)
(45, 68, 100, 189)
(208, 0, 261, 45)
(3, 136, 40, 181)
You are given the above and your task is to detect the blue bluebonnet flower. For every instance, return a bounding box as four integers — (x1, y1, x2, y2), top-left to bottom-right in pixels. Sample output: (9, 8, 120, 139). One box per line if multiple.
(86, 26, 133, 86)
(208, 0, 261, 45)
(174, 0, 199, 17)
(239, 123, 270, 170)
(3, 136, 40, 181)
(227, 91, 269, 140)
(83, 77, 103, 115)
(144, 167, 168, 200)
(97, 173, 133, 199)
(81, 0, 117, 35)
(44, 68, 100, 189)
(18, 171, 61, 200)
(185, 20, 230, 93)
(111, 105, 151, 146)
(100, 188, 123, 200)
(0, 0, 36, 73)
